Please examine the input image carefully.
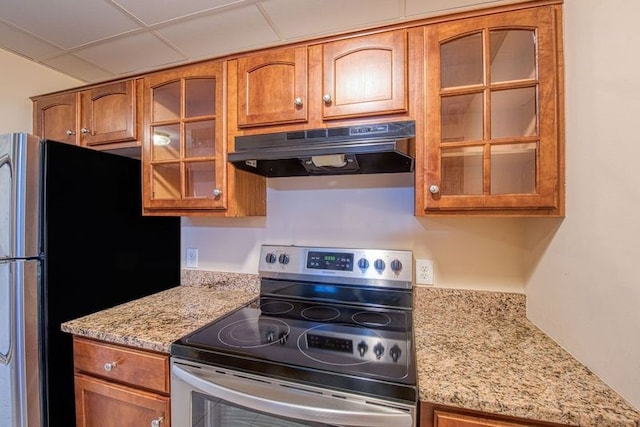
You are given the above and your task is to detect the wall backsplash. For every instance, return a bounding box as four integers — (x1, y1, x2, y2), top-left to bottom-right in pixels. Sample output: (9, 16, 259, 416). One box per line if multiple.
(181, 173, 527, 294)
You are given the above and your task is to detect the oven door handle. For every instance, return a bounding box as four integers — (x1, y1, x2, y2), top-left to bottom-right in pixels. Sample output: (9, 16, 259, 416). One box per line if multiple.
(172, 363, 413, 426)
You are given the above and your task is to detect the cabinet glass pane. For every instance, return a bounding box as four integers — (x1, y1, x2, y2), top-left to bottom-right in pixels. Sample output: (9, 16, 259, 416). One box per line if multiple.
(185, 120, 215, 158)
(153, 81, 180, 122)
(491, 87, 537, 138)
(185, 78, 215, 118)
(441, 146, 483, 195)
(441, 33, 483, 88)
(152, 125, 180, 161)
(442, 93, 483, 142)
(185, 161, 216, 199)
(491, 143, 537, 194)
(490, 30, 536, 83)
(152, 163, 181, 200)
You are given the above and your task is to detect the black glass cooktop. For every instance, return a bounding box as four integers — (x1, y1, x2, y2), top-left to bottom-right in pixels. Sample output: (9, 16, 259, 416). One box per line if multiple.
(171, 296, 417, 403)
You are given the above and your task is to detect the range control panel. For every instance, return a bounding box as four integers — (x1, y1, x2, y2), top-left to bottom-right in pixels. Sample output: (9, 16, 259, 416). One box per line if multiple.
(259, 245, 413, 289)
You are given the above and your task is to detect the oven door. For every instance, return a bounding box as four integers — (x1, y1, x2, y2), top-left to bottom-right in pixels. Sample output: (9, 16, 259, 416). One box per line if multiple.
(171, 359, 415, 427)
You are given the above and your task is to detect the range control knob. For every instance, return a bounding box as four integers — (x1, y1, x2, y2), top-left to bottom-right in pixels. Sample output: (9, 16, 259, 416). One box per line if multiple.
(265, 253, 277, 264)
(390, 344, 402, 362)
(374, 259, 386, 272)
(357, 258, 370, 271)
(357, 341, 368, 357)
(390, 259, 403, 273)
(373, 343, 385, 359)
(278, 253, 290, 265)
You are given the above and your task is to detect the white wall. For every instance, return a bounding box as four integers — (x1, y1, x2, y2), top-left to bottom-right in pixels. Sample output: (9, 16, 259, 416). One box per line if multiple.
(0, 48, 82, 133)
(526, 0, 640, 409)
(183, 173, 527, 293)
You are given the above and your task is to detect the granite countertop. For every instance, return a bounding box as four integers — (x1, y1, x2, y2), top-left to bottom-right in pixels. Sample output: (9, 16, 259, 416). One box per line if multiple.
(61, 273, 640, 427)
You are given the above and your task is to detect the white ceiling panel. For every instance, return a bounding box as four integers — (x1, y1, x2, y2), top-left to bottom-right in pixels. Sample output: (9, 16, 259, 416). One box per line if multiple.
(0, 0, 139, 49)
(260, 0, 404, 39)
(0, 21, 62, 60)
(74, 32, 186, 75)
(405, 0, 528, 17)
(156, 4, 279, 59)
(41, 54, 114, 82)
(113, 0, 250, 25)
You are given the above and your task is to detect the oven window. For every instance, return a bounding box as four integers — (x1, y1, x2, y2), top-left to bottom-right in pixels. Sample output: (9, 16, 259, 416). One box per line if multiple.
(192, 391, 338, 427)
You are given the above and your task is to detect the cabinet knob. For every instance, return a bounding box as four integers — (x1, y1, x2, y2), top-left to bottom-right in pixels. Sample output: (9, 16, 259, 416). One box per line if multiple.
(212, 188, 222, 197)
(429, 185, 440, 194)
(81, 127, 91, 135)
(322, 94, 332, 104)
(151, 416, 164, 427)
(103, 361, 118, 372)
(294, 97, 303, 106)
(66, 129, 76, 136)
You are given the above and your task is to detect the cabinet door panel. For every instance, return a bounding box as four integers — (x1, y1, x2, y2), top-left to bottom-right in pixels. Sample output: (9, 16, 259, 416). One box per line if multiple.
(80, 80, 136, 146)
(422, 5, 562, 215)
(75, 374, 169, 427)
(34, 93, 78, 145)
(323, 30, 407, 119)
(237, 47, 308, 127)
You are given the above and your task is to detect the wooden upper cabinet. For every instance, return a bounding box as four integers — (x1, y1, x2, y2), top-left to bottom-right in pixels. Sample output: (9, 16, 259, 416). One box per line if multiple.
(418, 5, 564, 216)
(80, 80, 136, 147)
(33, 79, 138, 149)
(322, 29, 408, 120)
(33, 92, 79, 145)
(235, 29, 408, 128)
(142, 61, 227, 213)
(237, 47, 308, 127)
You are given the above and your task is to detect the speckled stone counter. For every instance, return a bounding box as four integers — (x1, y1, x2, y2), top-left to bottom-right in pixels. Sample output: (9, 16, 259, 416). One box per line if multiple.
(61, 273, 259, 353)
(414, 287, 640, 427)
(62, 272, 639, 427)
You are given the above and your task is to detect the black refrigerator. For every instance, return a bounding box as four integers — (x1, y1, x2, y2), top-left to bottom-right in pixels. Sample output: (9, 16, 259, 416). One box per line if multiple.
(0, 134, 180, 426)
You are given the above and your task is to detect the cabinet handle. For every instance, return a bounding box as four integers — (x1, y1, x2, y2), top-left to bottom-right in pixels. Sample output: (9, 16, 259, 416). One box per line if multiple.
(322, 94, 332, 104)
(151, 416, 164, 427)
(103, 361, 118, 372)
(212, 188, 222, 197)
(66, 130, 76, 136)
(294, 97, 303, 106)
(81, 127, 91, 135)
(429, 185, 440, 194)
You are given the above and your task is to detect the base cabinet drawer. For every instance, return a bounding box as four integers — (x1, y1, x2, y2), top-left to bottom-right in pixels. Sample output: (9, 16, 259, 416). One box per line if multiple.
(74, 373, 170, 427)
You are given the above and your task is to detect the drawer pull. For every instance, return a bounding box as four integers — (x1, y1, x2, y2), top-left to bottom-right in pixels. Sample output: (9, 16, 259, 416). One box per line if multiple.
(103, 361, 118, 372)
(151, 416, 164, 427)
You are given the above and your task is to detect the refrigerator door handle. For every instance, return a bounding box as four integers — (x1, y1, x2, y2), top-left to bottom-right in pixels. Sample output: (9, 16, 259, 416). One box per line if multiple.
(0, 153, 14, 262)
(0, 262, 15, 365)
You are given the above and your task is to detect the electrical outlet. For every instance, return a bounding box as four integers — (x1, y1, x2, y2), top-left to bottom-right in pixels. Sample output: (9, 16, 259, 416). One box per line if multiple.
(186, 248, 198, 268)
(415, 259, 434, 285)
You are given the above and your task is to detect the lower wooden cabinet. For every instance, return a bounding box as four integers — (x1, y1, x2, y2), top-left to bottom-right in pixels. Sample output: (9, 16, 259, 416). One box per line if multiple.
(421, 402, 569, 427)
(72, 336, 170, 426)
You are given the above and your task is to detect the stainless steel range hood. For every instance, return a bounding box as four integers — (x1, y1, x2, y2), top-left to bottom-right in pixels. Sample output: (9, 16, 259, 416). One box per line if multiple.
(228, 121, 415, 177)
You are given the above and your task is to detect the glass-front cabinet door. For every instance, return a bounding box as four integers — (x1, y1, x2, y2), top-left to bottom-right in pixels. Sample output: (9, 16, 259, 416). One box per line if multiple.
(143, 61, 226, 212)
(422, 5, 562, 214)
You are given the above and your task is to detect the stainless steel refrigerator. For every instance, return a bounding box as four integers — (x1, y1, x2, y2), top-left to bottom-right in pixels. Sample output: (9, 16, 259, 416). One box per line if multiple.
(0, 133, 180, 426)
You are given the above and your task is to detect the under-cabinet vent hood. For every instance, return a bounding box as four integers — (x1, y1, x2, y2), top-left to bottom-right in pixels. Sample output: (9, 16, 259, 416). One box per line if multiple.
(228, 121, 415, 177)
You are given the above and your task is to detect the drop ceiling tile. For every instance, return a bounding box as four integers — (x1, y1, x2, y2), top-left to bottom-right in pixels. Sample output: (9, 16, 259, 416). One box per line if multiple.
(0, 21, 62, 59)
(113, 0, 248, 25)
(405, 0, 524, 17)
(41, 54, 114, 83)
(260, 0, 403, 39)
(74, 32, 186, 75)
(156, 5, 279, 58)
(0, 0, 140, 49)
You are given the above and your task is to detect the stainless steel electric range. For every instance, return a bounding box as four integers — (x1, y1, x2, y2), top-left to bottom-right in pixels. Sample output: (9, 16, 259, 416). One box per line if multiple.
(170, 245, 417, 427)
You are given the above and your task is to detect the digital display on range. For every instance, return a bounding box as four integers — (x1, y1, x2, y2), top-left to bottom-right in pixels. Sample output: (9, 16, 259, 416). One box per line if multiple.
(307, 251, 354, 271)
(307, 334, 353, 353)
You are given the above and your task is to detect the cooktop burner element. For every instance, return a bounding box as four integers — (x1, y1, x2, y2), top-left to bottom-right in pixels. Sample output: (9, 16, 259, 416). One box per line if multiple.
(171, 245, 417, 405)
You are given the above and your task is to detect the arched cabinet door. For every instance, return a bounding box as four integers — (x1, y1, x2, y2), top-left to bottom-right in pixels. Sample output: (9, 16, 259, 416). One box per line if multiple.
(33, 92, 79, 145)
(322, 29, 408, 120)
(80, 80, 136, 147)
(420, 5, 564, 216)
(237, 47, 308, 127)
